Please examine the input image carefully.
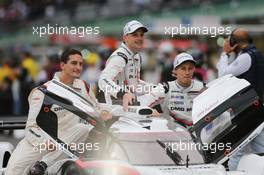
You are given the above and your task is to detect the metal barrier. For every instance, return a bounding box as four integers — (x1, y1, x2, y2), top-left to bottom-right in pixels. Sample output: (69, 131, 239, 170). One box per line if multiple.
(0, 116, 27, 130)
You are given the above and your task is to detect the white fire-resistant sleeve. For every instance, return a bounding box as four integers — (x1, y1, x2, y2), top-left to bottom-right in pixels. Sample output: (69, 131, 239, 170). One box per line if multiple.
(136, 79, 155, 95)
(98, 56, 127, 98)
(24, 89, 46, 146)
(138, 83, 166, 107)
(217, 52, 252, 77)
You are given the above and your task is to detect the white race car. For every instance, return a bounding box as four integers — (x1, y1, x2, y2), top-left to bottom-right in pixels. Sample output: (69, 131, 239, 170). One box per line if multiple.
(1, 75, 264, 175)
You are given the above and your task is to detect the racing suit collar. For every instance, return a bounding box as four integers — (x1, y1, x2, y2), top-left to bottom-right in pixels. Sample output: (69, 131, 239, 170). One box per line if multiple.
(121, 42, 137, 56)
(53, 72, 78, 88)
(175, 80, 194, 92)
(53, 72, 61, 81)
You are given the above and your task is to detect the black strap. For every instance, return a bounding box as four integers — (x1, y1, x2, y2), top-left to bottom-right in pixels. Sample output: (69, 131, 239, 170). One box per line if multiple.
(117, 52, 128, 64)
(247, 49, 258, 88)
(162, 82, 170, 94)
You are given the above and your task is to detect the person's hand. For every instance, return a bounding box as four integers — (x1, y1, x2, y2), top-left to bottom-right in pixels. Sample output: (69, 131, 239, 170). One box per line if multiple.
(123, 93, 135, 112)
(152, 109, 160, 117)
(223, 38, 238, 54)
(99, 110, 112, 121)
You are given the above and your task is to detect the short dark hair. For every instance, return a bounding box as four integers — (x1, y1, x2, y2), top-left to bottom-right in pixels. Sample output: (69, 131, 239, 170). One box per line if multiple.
(60, 49, 82, 63)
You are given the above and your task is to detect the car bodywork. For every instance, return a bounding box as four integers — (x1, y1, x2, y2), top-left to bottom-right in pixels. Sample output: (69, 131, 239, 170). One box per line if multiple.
(1, 75, 264, 175)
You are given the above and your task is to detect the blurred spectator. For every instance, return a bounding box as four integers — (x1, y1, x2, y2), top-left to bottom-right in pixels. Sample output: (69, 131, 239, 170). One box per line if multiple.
(141, 50, 161, 84)
(133, 0, 150, 12)
(217, 28, 264, 170)
(206, 60, 217, 82)
(0, 59, 16, 87)
(21, 51, 39, 81)
(0, 77, 13, 115)
(64, 0, 77, 20)
(1, 0, 28, 22)
(18, 67, 35, 115)
(36, 54, 60, 85)
(0, 54, 39, 115)
(47, 54, 60, 80)
(96, 46, 113, 102)
(217, 28, 264, 100)
(11, 61, 22, 115)
(44, 4, 55, 22)
(36, 57, 50, 86)
(0, 58, 23, 115)
(94, 0, 107, 18)
(191, 51, 208, 82)
(81, 51, 101, 93)
(97, 46, 113, 70)
(158, 41, 178, 82)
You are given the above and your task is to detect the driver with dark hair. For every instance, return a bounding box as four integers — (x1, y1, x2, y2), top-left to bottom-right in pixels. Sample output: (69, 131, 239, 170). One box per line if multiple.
(6, 49, 112, 175)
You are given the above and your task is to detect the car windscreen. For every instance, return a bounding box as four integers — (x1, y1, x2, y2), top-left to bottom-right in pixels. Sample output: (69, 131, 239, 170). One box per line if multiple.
(103, 131, 204, 166)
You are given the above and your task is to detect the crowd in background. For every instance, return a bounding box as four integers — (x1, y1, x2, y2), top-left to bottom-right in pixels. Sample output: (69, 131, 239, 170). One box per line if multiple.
(0, 41, 218, 116)
(0, 50, 61, 116)
(1, 0, 227, 23)
(0, 0, 259, 116)
(0, 0, 238, 35)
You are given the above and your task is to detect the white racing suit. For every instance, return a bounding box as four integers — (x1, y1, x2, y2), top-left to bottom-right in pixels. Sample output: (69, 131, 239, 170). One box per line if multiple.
(138, 80, 204, 126)
(6, 73, 102, 175)
(98, 42, 152, 104)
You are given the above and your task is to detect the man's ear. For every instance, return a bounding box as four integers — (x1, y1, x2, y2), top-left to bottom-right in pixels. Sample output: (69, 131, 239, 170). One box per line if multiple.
(60, 62, 65, 70)
(172, 69, 177, 78)
(123, 34, 128, 42)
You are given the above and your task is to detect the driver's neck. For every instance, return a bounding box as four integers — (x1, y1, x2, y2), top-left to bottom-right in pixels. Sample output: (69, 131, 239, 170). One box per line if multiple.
(176, 80, 191, 89)
(123, 42, 138, 54)
(59, 72, 74, 85)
